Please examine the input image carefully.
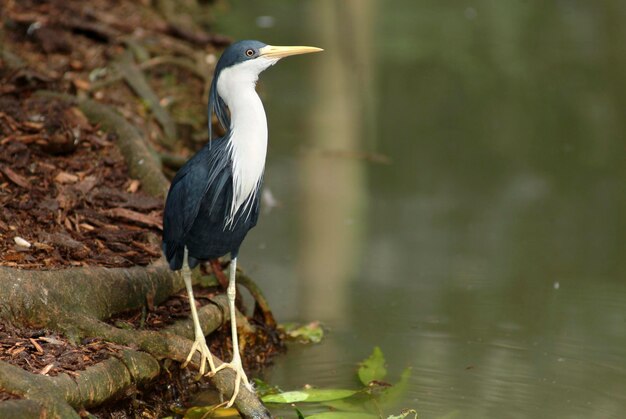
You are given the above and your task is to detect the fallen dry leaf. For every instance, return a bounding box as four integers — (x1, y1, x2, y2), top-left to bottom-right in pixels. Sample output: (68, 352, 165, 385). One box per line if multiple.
(29, 338, 44, 354)
(106, 207, 163, 229)
(39, 363, 54, 375)
(1, 166, 30, 189)
(74, 175, 98, 194)
(79, 223, 95, 231)
(55, 171, 79, 184)
(127, 179, 141, 193)
(73, 78, 91, 91)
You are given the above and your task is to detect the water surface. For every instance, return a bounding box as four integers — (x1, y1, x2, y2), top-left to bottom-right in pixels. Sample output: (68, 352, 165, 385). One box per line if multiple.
(212, 2, 626, 418)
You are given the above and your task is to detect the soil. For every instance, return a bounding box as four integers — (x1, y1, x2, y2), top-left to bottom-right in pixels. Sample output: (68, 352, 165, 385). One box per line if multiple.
(0, 95, 163, 269)
(0, 321, 120, 377)
(0, 320, 123, 406)
(0, 0, 177, 270)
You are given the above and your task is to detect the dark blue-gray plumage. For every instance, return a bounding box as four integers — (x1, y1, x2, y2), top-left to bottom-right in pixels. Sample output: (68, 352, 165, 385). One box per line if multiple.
(162, 135, 260, 270)
(160, 40, 322, 407)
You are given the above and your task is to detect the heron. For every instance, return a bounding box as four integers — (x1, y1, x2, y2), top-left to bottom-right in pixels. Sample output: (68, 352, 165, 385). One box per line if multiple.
(162, 40, 322, 406)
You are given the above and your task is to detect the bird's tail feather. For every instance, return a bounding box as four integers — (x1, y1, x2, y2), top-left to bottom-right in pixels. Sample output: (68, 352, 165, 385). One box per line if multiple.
(162, 242, 184, 271)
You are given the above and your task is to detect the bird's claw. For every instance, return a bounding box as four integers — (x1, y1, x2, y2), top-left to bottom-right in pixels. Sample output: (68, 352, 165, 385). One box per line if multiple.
(210, 356, 251, 407)
(182, 336, 217, 377)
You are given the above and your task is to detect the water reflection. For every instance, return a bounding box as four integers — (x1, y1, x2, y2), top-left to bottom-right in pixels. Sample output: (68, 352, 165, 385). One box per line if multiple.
(214, 1, 626, 418)
(298, 0, 373, 327)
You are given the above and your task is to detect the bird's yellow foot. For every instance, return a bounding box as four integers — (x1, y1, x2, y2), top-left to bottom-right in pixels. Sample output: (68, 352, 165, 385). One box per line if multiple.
(182, 336, 217, 377)
(209, 355, 251, 407)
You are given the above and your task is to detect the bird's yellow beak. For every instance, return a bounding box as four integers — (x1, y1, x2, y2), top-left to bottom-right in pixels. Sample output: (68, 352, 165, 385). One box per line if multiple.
(259, 45, 323, 59)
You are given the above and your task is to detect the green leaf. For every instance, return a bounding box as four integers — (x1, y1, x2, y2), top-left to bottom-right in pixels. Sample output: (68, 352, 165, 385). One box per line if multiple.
(380, 367, 412, 407)
(182, 405, 239, 418)
(324, 397, 372, 413)
(387, 409, 418, 419)
(281, 321, 324, 344)
(323, 389, 377, 413)
(358, 347, 387, 385)
(262, 389, 357, 404)
(252, 377, 281, 397)
(306, 413, 378, 419)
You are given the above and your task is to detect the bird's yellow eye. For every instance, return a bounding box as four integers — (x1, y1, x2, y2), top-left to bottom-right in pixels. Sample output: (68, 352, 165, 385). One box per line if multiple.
(245, 49, 255, 57)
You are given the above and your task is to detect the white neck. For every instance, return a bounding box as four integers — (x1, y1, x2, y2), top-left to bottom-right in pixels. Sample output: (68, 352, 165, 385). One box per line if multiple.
(217, 61, 271, 226)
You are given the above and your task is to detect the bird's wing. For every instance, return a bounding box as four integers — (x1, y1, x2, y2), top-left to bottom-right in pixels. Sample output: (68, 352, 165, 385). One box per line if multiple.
(162, 140, 231, 262)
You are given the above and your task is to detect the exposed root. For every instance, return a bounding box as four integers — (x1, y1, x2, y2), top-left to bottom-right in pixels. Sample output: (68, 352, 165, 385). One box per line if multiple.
(0, 264, 272, 418)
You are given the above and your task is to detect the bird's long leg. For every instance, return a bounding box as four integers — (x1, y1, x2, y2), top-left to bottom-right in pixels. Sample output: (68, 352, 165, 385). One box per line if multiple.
(211, 256, 251, 407)
(180, 247, 217, 375)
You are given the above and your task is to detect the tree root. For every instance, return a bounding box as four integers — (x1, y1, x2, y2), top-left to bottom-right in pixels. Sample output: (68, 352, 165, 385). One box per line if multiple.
(34, 90, 170, 198)
(89, 54, 207, 93)
(114, 49, 178, 147)
(0, 341, 269, 418)
(0, 262, 272, 418)
(0, 262, 181, 325)
(78, 97, 171, 198)
(238, 271, 277, 327)
(0, 399, 47, 418)
(0, 348, 159, 418)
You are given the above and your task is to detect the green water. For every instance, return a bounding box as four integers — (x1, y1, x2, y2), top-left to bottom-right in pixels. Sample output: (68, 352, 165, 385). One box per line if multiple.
(210, 1, 626, 418)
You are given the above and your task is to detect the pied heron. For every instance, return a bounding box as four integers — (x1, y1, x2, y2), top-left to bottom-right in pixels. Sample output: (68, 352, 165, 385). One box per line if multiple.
(162, 40, 322, 405)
